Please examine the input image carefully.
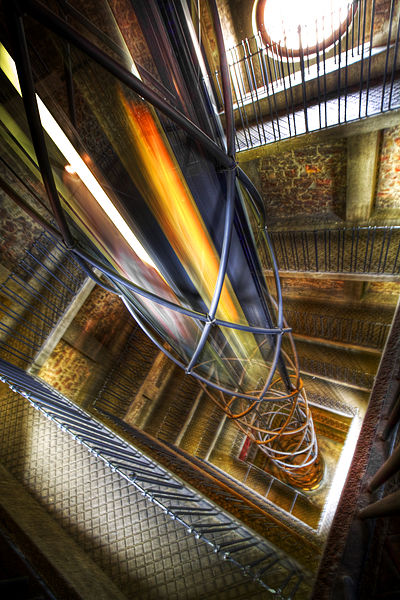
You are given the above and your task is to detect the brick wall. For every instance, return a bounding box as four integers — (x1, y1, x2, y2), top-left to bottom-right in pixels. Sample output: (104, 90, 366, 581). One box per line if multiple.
(38, 340, 93, 402)
(0, 193, 42, 271)
(375, 124, 400, 211)
(110, 0, 158, 77)
(255, 140, 347, 222)
(366, 281, 400, 299)
(373, 0, 398, 42)
(73, 287, 129, 350)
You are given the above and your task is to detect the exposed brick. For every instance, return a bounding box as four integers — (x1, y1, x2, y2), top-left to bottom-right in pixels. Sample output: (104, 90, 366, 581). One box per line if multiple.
(375, 124, 400, 211)
(0, 193, 43, 271)
(367, 281, 400, 297)
(73, 287, 128, 349)
(280, 277, 345, 295)
(373, 0, 393, 37)
(250, 140, 347, 221)
(110, 0, 158, 78)
(38, 340, 93, 401)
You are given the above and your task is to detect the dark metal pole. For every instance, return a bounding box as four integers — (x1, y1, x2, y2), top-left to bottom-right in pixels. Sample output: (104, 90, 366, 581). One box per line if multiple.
(368, 441, 400, 492)
(208, 0, 235, 158)
(359, 489, 400, 519)
(382, 386, 400, 440)
(186, 0, 236, 373)
(72, 257, 120, 296)
(6, 2, 75, 248)
(298, 26, 309, 133)
(71, 246, 208, 321)
(236, 168, 293, 393)
(0, 175, 63, 241)
(185, 167, 235, 373)
(63, 41, 77, 128)
(20, 0, 234, 170)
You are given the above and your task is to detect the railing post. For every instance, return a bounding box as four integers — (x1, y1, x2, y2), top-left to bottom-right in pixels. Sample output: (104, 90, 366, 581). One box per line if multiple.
(297, 25, 309, 133)
(314, 230, 319, 272)
(367, 441, 400, 492)
(382, 386, 400, 440)
(359, 489, 400, 519)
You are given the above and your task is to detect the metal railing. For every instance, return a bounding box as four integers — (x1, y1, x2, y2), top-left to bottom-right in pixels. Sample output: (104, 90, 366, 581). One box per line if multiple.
(93, 325, 142, 418)
(242, 461, 310, 516)
(217, 457, 316, 524)
(300, 356, 374, 389)
(313, 303, 400, 599)
(262, 225, 400, 275)
(97, 415, 321, 567)
(95, 355, 319, 525)
(214, 0, 400, 150)
(0, 232, 86, 366)
(0, 357, 311, 599)
(285, 308, 390, 349)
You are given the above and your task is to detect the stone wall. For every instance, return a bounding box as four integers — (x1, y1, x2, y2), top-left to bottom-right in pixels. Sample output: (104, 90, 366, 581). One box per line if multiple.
(36, 281, 163, 410)
(73, 286, 129, 350)
(38, 340, 93, 402)
(0, 194, 43, 272)
(375, 124, 400, 212)
(366, 281, 400, 303)
(253, 140, 347, 222)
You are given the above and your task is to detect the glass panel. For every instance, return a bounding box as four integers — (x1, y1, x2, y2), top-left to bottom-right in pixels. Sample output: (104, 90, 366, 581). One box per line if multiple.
(123, 294, 204, 365)
(3, 12, 291, 394)
(258, 0, 353, 55)
(0, 64, 55, 268)
(237, 180, 281, 325)
(192, 324, 280, 395)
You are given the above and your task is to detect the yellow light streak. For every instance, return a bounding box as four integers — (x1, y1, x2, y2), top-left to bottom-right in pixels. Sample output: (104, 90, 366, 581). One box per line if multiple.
(121, 100, 241, 326)
(0, 42, 157, 271)
(0, 40, 265, 382)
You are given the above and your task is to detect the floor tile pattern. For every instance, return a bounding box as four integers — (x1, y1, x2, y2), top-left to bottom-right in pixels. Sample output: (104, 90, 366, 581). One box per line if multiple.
(0, 389, 267, 600)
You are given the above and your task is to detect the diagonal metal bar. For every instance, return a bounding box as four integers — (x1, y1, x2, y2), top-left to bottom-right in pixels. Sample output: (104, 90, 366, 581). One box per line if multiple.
(0, 357, 308, 598)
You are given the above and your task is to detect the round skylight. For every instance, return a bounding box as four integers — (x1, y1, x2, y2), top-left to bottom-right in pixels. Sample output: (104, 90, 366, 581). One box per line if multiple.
(254, 0, 355, 56)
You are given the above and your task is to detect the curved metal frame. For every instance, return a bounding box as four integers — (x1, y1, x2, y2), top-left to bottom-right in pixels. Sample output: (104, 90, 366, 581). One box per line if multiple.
(5, 0, 321, 488)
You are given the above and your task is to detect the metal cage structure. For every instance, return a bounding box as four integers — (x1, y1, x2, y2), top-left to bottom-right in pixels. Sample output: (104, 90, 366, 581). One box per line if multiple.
(1, 0, 322, 489)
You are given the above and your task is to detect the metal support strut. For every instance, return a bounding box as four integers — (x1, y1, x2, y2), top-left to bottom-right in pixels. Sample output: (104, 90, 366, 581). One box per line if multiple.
(4, 0, 322, 490)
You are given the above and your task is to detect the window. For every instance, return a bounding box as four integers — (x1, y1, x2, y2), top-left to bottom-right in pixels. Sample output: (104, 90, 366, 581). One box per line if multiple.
(253, 0, 356, 57)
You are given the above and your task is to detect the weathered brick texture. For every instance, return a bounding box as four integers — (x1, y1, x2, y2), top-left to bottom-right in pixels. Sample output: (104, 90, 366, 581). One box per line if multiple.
(74, 287, 128, 349)
(258, 141, 347, 221)
(367, 281, 400, 298)
(0, 194, 43, 271)
(375, 124, 400, 211)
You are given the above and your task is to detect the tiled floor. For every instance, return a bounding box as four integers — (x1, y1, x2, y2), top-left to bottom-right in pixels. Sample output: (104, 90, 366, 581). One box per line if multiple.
(0, 389, 268, 600)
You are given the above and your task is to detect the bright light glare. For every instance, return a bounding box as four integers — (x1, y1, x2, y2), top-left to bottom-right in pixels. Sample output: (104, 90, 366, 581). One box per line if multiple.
(318, 411, 361, 535)
(264, 0, 350, 51)
(0, 43, 157, 271)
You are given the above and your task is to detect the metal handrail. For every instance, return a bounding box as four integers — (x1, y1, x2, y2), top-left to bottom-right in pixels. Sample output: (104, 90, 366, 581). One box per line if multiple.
(300, 357, 374, 389)
(0, 357, 311, 599)
(214, 0, 400, 150)
(262, 226, 400, 275)
(0, 232, 85, 365)
(285, 308, 390, 349)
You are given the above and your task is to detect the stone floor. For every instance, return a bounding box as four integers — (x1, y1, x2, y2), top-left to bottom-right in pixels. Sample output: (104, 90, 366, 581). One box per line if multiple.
(0, 388, 268, 600)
